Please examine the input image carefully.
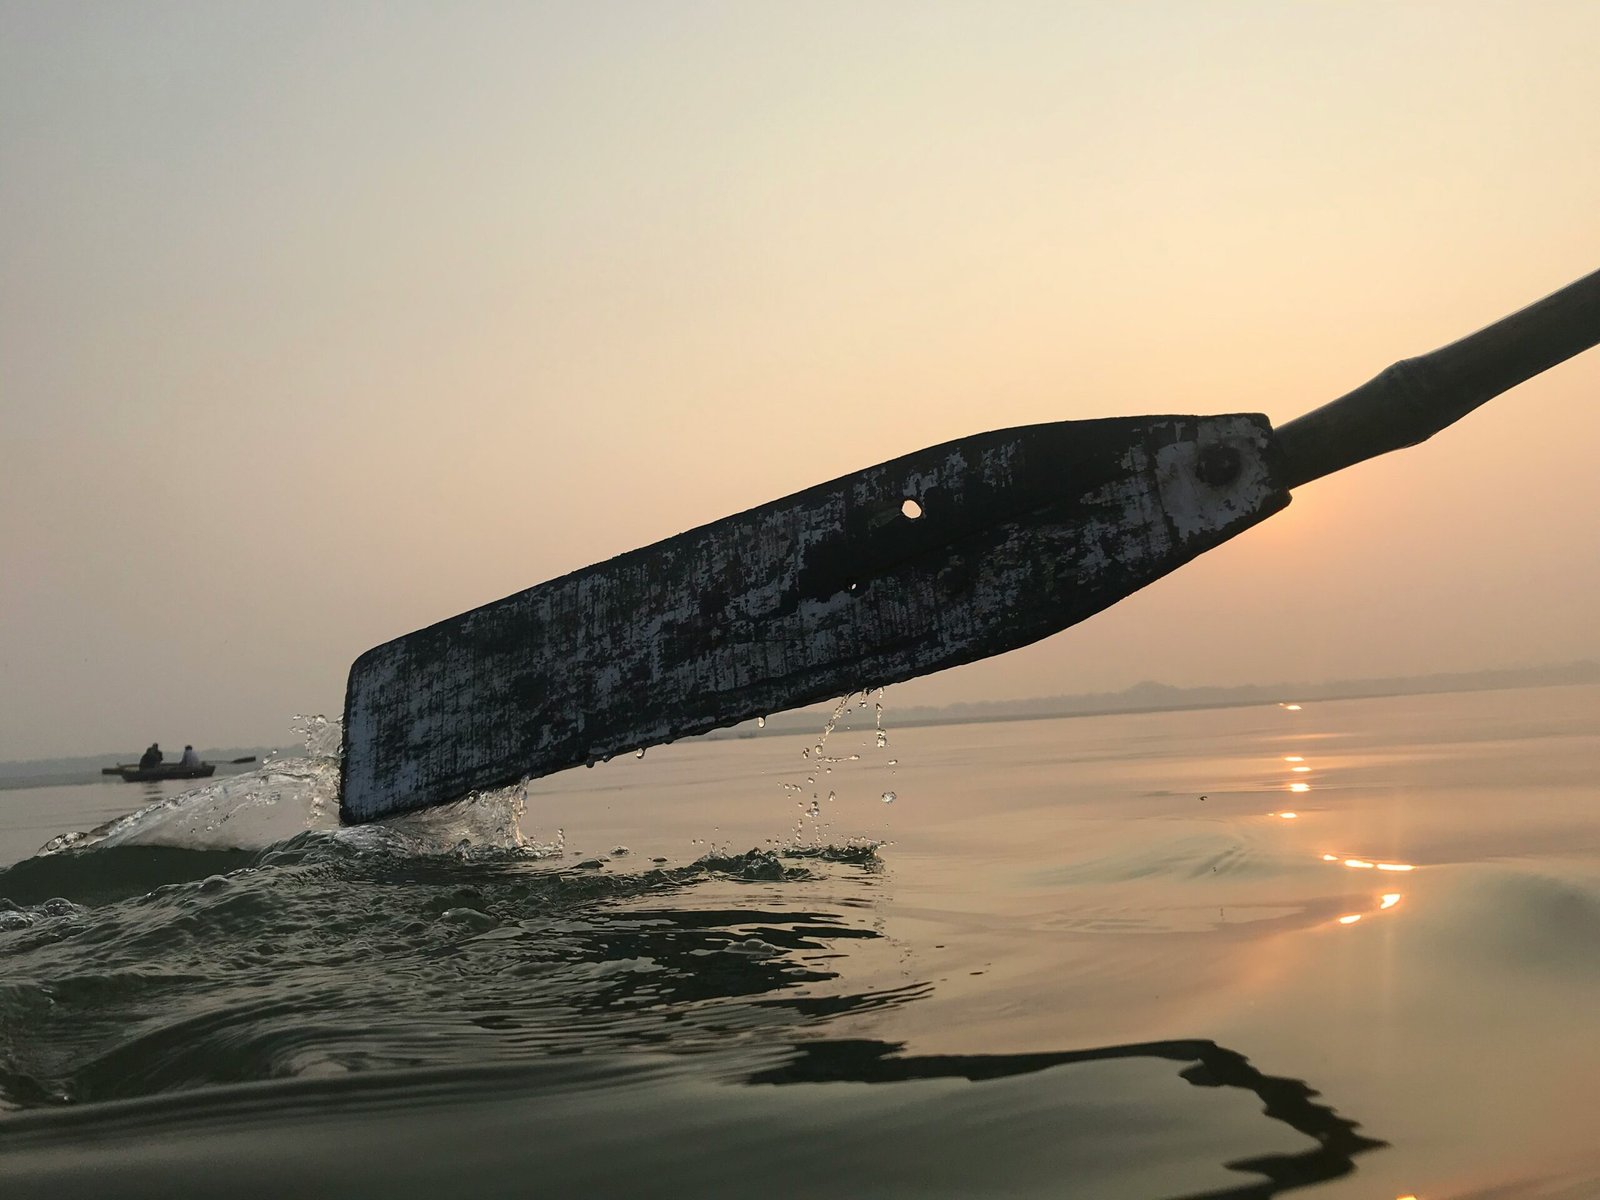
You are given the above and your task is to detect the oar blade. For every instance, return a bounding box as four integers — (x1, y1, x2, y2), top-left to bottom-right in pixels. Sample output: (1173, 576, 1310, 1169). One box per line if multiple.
(340, 414, 1287, 822)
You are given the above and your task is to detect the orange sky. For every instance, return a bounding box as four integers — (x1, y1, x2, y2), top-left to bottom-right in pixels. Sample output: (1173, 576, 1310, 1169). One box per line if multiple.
(3, 3, 1598, 759)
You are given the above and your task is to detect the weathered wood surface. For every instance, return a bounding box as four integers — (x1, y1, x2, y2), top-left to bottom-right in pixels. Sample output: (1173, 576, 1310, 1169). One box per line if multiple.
(340, 414, 1287, 822)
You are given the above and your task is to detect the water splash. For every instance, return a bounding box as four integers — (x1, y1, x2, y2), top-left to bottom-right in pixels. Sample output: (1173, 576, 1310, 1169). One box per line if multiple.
(784, 695, 856, 798)
(32, 714, 532, 862)
(778, 689, 904, 818)
(360, 778, 532, 858)
(291, 713, 343, 759)
(38, 754, 342, 856)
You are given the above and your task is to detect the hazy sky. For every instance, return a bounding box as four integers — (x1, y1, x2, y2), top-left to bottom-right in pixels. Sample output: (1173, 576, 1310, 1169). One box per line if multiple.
(3, 2, 1597, 760)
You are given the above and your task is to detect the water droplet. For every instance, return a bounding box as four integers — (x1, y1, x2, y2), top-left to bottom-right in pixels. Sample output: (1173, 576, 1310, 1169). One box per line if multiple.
(801, 748, 810, 759)
(807, 801, 820, 818)
(635, 747, 646, 759)
(827, 790, 836, 802)
(876, 730, 888, 749)
(881, 791, 896, 804)
(756, 716, 766, 728)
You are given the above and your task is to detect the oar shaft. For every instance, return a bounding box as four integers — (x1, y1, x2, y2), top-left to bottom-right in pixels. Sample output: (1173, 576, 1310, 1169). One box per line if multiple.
(1276, 267, 1600, 489)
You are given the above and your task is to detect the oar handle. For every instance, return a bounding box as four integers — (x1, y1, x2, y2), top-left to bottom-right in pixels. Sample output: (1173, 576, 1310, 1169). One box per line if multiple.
(1275, 267, 1600, 489)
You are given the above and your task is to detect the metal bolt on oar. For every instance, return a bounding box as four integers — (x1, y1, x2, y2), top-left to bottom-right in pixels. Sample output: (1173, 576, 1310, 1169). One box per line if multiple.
(339, 269, 1600, 823)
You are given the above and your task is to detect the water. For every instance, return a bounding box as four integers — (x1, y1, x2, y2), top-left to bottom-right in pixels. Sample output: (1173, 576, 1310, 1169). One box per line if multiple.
(2, 686, 1598, 1198)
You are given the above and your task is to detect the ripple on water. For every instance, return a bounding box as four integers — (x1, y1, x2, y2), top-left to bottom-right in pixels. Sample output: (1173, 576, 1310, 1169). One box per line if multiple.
(0, 760, 895, 1112)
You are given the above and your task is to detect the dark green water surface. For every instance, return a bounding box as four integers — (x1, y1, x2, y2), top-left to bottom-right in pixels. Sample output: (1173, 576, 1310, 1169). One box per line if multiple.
(4, 687, 1598, 1198)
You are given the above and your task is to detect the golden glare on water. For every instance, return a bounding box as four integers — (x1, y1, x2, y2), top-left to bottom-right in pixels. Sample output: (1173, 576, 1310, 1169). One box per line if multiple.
(1291, 766, 1312, 773)
(1288, 782, 1311, 793)
(1278, 811, 1299, 819)
(1333, 892, 1406, 927)
(1281, 704, 1303, 711)
(1324, 855, 1419, 873)
(1283, 756, 1304, 763)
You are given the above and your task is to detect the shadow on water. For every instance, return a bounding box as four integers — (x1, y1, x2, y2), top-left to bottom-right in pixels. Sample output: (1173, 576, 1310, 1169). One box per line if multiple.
(0, 834, 1385, 1198)
(751, 1038, 1385, 1199)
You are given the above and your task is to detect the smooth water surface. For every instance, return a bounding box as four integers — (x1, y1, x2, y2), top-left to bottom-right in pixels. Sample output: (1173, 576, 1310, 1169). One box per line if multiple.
(2, 686, 1597, 1198)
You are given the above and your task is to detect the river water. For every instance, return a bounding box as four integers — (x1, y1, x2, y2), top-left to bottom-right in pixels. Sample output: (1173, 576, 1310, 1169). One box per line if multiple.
(2, 685, 1596, 1198)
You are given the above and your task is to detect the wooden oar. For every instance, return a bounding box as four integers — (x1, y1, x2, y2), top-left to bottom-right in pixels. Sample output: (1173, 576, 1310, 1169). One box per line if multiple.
(339, 268, 1600, 823)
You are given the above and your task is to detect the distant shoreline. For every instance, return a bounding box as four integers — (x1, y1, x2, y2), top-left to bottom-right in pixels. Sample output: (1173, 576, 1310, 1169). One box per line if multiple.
(0, 747, 301, 792)
(703, 660, 1600, 739)
(784, 676, 1600, 737)
(3, 660, 1595, 784)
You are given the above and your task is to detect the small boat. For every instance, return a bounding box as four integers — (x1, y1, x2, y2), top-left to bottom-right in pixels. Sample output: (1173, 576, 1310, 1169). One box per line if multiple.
(112, 763, 217, 783)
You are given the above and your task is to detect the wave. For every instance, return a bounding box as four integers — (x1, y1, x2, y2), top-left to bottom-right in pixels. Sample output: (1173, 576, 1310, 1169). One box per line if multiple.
(0, 724, 890, 1114)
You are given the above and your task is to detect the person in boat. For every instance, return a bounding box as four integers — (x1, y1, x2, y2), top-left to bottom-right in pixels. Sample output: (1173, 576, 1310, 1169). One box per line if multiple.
(138, 742, 163, 770)
(179, 745, 201, 768)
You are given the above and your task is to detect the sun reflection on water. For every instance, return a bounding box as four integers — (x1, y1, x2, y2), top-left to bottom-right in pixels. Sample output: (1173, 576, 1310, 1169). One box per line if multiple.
(1334, 893, 1404, 927)
(1322, 855, 1418, 872)
(1268, 707, 1417, 934)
